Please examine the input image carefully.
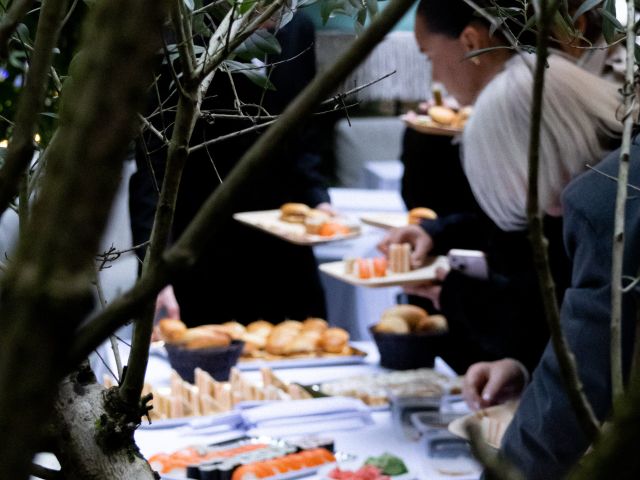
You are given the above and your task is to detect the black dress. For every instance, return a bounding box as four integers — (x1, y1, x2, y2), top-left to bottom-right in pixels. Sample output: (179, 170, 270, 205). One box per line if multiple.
(130, 13, 329, 326)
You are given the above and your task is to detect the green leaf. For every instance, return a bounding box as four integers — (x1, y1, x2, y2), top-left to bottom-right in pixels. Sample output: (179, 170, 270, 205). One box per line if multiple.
(39, 112, 59, 119)
(234, 30, 281, 61)
(364, 453, 408, 476)
(600, 0, 618, 43)
(366, 0, 378, 19)
(182, 0, 194, 10)
(571, 0, 604, 23)
(224, 60, 276, 91)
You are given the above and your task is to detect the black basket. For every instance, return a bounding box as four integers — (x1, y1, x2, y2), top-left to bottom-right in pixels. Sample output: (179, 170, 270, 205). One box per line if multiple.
(165, 339, 244, 383)
(370, 326, 445, 370)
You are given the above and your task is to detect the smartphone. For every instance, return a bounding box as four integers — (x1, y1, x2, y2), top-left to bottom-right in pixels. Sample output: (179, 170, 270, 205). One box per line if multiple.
(447, 249, 489, 280)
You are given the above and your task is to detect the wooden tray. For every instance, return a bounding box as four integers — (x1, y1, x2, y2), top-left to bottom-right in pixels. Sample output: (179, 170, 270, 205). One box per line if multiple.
(237, 345, 368, 370)
(402, 114, 463, 137)
(448, 400, 519, 449)
(359, 212, 408, 230)
(233, 210, 360, 246)
(319, 256, 449, 288)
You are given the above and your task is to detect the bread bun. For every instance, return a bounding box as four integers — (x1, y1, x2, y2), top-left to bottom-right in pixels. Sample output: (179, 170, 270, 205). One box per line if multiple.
(246, 320, 273, 338)
(408, 207, 438, 225)
(266, 328, 299, 355)
(320, 327, 349, 354)
(381, 304, 430, 330)
(428, 105, 457, 125)
(157, 318, 187, 343)
(280, 203, 310, 223)
(302, 317, 329, 333)
(274, 320, 303, 333)
(282, 332, 322, 355)
(241, 332, 267, 355)
(416, 314, 448, 333)
(374, 315, 410, 334)
(221, 321, 246, 340)
(178, 327, 232, 349)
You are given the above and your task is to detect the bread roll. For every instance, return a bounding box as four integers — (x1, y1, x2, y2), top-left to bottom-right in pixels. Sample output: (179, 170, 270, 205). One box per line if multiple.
(157, 318, 188, 343)
(246, 320, 273, 338)
(280, 203, 310, 223)
(416, 314, 448, 333)
(302, 317, 329, 333)
(241, 332, 267, 355)
(221, 321, 246, 339)
(178, 327, 232, 349)
(266, 327, 299, 355)
(381, 304, 429, 329)
(320, 327, 349, 354)
(428, 105, 457, 125)
(275, 320, 303, 333)
(374, 315, 410, 334)
(282, 332, 321, 355)
(408, 207, 438, 225)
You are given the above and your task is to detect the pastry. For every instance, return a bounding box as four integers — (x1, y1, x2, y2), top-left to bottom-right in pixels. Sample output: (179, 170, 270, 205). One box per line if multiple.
(177, 327, 232, 349)
(157, 318, 187, 343)
(320, 327, 349, 354)
(246, 320, 273, 338)
(280, 203, 311, 223)
(408, 207, 438, 225)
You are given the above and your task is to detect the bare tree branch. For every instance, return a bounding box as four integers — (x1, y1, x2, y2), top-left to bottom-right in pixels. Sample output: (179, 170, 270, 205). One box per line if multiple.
(525, 0, 600, 439)
(68, 0, 420, 367)
(610, 0, 637, 405)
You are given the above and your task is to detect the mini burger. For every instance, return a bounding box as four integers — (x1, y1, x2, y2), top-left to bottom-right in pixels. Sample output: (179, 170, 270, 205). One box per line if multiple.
(408, 207, 438, 225)
(280, 203, 310, 223)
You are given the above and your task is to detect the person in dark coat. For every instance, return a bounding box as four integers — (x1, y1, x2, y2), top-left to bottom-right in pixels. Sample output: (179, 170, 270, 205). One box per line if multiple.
(463, 141, 640, 479)
(130, 12, 330, 326)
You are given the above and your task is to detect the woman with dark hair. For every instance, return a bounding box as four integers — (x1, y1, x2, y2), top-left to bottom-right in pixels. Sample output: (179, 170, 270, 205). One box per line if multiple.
(380, 0, 621, 373)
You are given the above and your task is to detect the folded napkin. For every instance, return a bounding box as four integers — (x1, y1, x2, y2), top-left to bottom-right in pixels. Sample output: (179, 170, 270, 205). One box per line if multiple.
(241, 397, 373, 437)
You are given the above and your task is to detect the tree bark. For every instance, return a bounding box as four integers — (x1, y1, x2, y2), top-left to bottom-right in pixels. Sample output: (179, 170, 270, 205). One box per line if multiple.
(0, 0, 170, 477)
(52, 367, 156, 480)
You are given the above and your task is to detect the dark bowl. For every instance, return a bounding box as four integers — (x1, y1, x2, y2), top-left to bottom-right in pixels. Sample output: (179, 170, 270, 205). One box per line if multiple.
(165, 339, 244, 383)
(370, 326, 445, 370)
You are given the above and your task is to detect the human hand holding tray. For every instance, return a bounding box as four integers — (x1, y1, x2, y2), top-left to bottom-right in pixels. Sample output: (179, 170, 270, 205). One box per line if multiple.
(319, 255, 449, 288)
(233, 209, 360, 246)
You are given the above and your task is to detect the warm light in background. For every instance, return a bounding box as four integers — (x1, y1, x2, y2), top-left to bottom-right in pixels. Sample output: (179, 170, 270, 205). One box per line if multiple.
(0, 140, 7, 148)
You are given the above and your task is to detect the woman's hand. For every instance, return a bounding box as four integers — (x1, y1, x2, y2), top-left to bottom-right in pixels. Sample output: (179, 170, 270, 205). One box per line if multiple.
(463, 359, 529, 411)
(155, 285, 180, 320)
(377, 225, 434, 269)
(315, 202, 337, 216)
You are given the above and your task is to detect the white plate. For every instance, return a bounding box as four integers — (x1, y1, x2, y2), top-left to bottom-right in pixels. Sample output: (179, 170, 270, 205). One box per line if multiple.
(447, 400, 518, 449)
(401, 114, 463, 137)
(233, 210, 360, 246)
(359, 212, 408, 230)
(319, 256, 449, 288)
(237, 349, 367, 371)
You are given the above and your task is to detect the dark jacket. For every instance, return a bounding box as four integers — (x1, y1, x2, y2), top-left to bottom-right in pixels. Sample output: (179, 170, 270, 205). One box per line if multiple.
(130, 13, 329, 325)
(500, 142, 640, 479)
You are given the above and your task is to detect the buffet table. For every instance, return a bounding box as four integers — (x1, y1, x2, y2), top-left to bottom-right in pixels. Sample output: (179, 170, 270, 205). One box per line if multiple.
(135, 343, 481, 480)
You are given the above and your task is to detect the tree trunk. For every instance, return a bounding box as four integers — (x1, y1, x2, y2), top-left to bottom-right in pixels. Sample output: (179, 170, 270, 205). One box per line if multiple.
(52, 367, 156, 480)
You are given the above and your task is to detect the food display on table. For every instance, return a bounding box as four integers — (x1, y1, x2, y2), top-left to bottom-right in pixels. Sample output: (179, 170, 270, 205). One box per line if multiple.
(318, 368, 461, 407)
(148, 436, 336, 479)
(233, 203, 360, 245)
(371, 305, 449, 370)
(156, 318, 364, 370)
(105, 366, 312, 421)
(402, 106, 472, 137)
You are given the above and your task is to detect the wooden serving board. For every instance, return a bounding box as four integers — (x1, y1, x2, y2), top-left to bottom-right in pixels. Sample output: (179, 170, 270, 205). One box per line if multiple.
(319, 256, 449, 288)
(233, 210, 360, 246)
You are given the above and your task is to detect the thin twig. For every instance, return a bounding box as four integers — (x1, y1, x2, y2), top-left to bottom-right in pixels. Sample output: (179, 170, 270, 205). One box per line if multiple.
(525, 0, 600, 439)
(68, 0, 419, 367)
(609, 0, 636, 405)
(586, 165, 640, 192)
